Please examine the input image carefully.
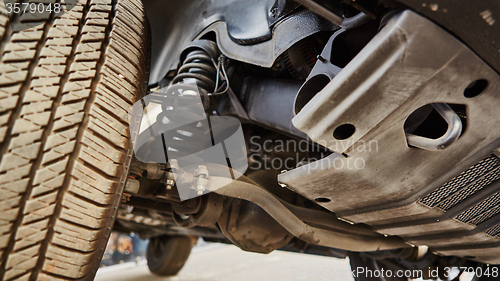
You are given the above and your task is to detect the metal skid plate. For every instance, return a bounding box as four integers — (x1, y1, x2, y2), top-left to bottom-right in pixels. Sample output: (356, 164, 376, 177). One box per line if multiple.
(279, 10, 500, 263)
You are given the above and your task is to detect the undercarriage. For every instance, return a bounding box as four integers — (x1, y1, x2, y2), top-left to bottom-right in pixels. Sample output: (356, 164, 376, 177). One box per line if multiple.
(1, 0, 500, 280)
(119, 1, 500, 279)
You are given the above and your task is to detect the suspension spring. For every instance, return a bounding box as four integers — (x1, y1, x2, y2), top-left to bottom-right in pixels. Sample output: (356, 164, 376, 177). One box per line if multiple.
(171, 48, 218, 93)
(155, 41, 222, 161)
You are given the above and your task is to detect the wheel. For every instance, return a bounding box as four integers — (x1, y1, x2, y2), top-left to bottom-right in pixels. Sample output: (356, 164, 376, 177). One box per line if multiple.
(146, 236, 195, 276)
(0, 0, 148, 279)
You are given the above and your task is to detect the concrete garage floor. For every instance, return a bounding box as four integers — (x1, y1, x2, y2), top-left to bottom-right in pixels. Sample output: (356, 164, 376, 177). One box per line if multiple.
(95, 243, 355, 281)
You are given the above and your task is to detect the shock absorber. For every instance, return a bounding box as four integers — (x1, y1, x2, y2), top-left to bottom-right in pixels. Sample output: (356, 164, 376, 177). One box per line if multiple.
(155, 40, 223, 161)
(132, 40, 245, 201)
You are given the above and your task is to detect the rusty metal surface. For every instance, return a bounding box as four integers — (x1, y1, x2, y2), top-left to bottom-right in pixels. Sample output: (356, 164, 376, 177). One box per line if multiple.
(212, 177, 408, 251)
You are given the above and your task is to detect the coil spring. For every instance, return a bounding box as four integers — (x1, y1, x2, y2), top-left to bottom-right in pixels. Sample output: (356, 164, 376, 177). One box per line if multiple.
(171, 49, 218, 93)
(154, 47, 220, 161)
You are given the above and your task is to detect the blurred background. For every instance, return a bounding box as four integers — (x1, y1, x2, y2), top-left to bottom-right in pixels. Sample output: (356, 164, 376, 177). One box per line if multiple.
(95, 232, 354, 281)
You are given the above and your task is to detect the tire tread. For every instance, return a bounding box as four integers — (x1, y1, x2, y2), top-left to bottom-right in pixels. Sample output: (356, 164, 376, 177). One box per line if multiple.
(0, 0, 147, 279)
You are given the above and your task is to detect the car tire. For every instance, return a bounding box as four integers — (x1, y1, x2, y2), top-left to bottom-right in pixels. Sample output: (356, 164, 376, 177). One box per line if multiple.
(146, 235, 195, 276)
(0, 0, 148, 279)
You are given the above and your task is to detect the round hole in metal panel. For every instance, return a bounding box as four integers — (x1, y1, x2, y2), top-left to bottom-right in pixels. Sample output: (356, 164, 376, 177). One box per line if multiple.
(314, 197, 331, 203)
(333, 124, 355, 140)
(464, 79, 488, 98)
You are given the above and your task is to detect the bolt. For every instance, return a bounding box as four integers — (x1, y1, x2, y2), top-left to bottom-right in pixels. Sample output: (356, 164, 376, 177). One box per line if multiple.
(317, 55, 327, 63)
(165, 179, 174, 190)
